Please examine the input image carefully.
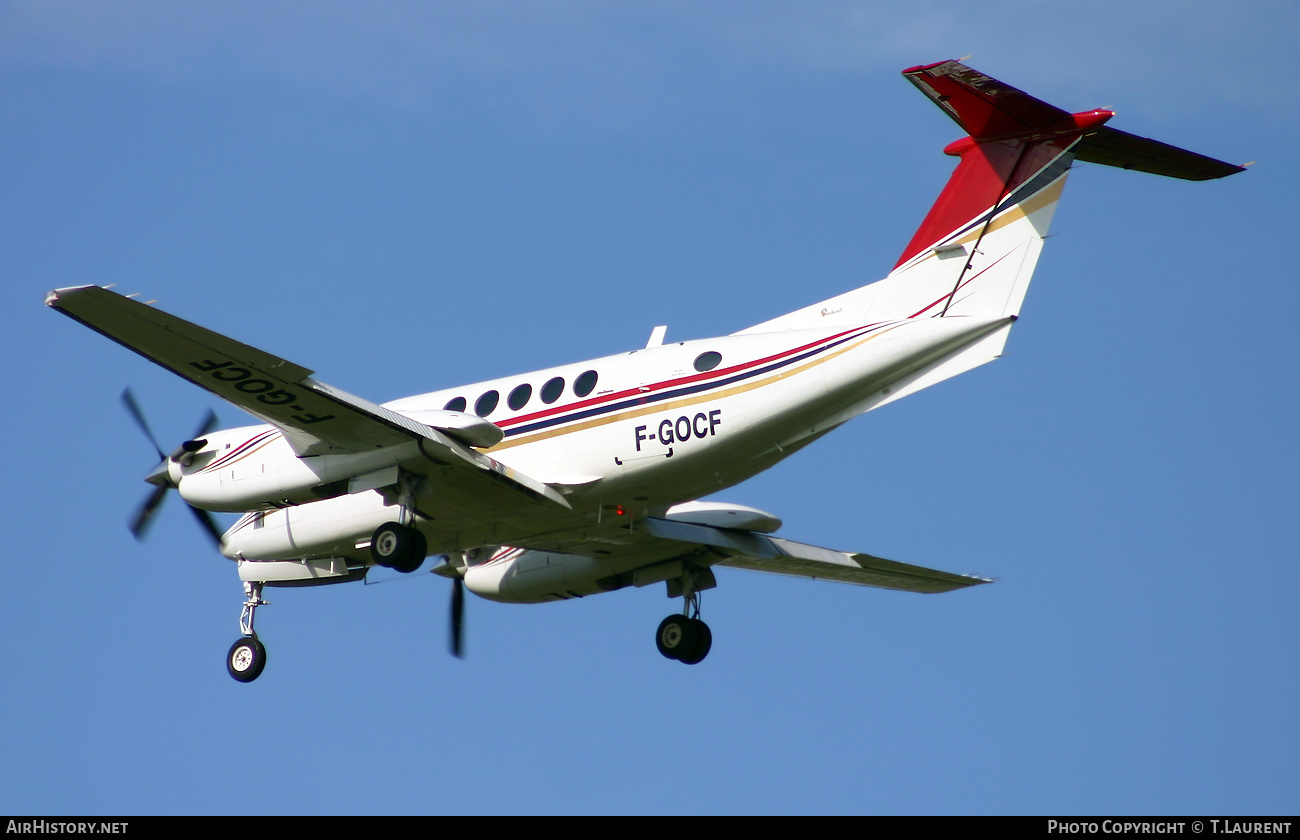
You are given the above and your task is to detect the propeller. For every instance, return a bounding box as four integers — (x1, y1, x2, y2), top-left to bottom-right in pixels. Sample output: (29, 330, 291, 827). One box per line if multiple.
(450, 576, 465, 658)
(121, 388, 223, 546)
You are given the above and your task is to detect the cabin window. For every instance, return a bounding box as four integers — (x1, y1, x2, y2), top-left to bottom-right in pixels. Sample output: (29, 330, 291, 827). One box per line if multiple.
(474, 390, 499, 417)
(574, 369, 599, 397)
(540, 376, 565, 404)
(443, 396, 467, 412)
(694, 351, 722, 372)
(508, 383, 532, 411)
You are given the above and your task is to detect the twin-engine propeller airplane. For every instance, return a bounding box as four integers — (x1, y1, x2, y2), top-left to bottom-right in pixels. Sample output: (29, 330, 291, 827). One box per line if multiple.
(47, 61, 1244, 682)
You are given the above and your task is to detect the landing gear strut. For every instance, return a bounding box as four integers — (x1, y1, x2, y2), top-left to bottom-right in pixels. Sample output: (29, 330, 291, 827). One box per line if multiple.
(227, 581, 268, 683)
(656, 572, 713, 665)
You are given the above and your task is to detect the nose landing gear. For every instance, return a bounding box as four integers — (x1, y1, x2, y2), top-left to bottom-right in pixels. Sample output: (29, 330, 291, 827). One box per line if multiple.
(227, 581, 269, 683)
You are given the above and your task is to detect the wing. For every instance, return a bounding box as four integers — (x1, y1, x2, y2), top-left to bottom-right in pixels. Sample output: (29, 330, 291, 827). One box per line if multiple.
(515, 515, 989, 594)
(45, 285, 569, 510)
(641, 518, 988, 593)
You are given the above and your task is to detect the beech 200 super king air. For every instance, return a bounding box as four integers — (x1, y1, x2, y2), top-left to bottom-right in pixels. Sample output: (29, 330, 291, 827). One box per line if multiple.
(47, 61, 1244, 682)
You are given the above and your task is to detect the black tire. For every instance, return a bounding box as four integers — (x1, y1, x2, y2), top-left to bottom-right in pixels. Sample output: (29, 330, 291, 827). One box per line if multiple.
(390, 528, 427, 574)
(227, 637, 267, 683)
(677, 618, 712, 665)
(655, 614, 698, 661)
(371, 522, 425, 571)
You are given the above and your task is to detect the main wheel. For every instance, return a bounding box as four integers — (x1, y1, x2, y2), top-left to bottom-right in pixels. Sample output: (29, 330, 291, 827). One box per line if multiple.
(656, 615, 699, 661)
(678, 618, 712, 665)
(227, 637, 267, 683)
(371, 522, 426, 572)
(391, 529, 427, 574)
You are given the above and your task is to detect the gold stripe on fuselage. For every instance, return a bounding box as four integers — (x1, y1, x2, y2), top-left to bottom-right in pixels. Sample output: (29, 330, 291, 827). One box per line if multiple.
(488, 322, 909, 452)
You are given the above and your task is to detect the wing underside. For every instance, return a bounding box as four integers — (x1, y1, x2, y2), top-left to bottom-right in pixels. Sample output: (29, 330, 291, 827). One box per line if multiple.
(45, 285, 569, 511)
(640, 518, 988, 593)
(517, 516, 989, 594)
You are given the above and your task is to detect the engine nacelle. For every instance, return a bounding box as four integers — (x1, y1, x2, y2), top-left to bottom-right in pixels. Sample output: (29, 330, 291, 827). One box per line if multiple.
(222, 489, 401, 561)
(462, 548, 714, 604)
(464, 549, 622, 604)
(176, 425, 422, 511)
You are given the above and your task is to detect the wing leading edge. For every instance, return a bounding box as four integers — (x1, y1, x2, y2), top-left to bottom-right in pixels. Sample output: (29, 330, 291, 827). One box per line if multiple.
(45, 285, 569, 509)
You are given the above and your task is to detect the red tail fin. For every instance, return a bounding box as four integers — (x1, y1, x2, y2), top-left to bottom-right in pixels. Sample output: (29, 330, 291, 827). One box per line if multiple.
(894, 61, 1112, 270)
(737, 60, 1244, 335)
(895, 60, 1245, 270)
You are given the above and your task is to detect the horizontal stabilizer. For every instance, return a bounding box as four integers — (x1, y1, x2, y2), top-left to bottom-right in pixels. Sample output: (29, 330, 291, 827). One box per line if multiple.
(1074, 126, 1246, 181)
(901, 59, 1079, 141)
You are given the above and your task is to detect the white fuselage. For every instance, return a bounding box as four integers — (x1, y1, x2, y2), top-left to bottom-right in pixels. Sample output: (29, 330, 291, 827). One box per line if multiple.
(206, 314, 1007, 568)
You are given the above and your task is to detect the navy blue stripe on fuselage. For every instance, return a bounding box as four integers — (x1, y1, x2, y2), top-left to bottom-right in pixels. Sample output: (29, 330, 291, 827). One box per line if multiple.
(501, 322, 891, 439)
(932, 145, 1076, 250)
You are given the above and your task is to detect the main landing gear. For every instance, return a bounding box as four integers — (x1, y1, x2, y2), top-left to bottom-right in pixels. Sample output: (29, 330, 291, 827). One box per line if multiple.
(656, 573, 713, 665)
(369, 521, 427, 574)
(371, 475, 428, 574)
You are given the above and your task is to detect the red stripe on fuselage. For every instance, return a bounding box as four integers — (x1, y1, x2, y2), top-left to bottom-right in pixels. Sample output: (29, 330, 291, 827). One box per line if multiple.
(493, 322, 886, 432)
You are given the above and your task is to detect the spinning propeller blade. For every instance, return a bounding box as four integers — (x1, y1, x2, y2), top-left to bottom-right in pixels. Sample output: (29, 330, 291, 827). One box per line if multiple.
(193, 409, 219, 439)
(129, 484, 169, 541)
(121, 388, 164, 461)
(450, 577, 465, 658)
(188, 503, 224, 548)
(121, 388, 223, 547)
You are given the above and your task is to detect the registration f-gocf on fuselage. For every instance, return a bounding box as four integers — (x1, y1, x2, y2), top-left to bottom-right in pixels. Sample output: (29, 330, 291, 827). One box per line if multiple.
(47, 61, 1244, 682)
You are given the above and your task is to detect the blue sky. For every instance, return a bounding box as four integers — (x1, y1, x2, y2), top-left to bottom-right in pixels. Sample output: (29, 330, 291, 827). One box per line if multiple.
(3, 1, 1296, 815)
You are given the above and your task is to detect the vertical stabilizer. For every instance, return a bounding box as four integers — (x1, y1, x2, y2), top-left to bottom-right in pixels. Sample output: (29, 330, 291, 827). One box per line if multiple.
(738, 60, 1243, 338)
(880, 61, 1108, 321)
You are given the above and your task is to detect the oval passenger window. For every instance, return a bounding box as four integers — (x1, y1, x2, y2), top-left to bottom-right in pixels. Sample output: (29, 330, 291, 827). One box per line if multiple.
(694, 351, 722, 372)
(474, 390, 499, 417)
(574, 370, 599, 397)
(540, 377, 565, 404)
(508, 383, 532, 411)
(443, 396, 467, 413)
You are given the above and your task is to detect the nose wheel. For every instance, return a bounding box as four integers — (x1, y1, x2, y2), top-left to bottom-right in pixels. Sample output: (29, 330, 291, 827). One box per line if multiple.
(227, 636, 267, 682)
